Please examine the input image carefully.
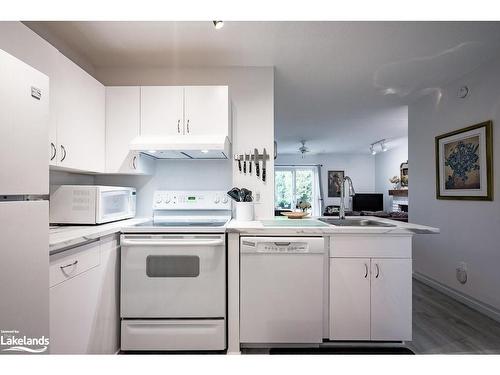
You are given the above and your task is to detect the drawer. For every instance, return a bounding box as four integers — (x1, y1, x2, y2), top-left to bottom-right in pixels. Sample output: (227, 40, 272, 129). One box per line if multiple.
(121, 319, 226, 351)
(50, 239, 100, 287)
(330, 235, 411, 258)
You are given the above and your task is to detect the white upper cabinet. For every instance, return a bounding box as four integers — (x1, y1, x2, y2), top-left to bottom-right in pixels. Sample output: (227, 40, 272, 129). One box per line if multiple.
(56, 53, 105, 173)
(140, 86, 229, 137)
(184, 86, 229, 136)
(140, 86, 184, 136)
(105, 87, 154, 174)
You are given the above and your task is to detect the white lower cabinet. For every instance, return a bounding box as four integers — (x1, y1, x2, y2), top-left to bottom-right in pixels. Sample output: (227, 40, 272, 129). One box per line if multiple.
(370, 258, 412, 341)
(329, 235, 412, 342)
(49, 235, 120, 354)
(330, 258, 371, 340)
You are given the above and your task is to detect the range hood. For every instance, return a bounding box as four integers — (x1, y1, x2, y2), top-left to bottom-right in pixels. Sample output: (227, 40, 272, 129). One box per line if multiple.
(129, 134, 231, 159)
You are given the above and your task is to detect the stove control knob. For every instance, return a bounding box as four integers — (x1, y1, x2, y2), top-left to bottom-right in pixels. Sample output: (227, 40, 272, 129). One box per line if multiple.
(214, 196, 220, 204)
(222, 196, 228, 204)
(164, 196, 171, 204)
(156, 198, 162, 205)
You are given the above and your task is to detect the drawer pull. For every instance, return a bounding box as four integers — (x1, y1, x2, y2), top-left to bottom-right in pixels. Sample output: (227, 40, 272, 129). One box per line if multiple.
(364, 263, 368, 278)
(375, 263, 380, 278)
(60, 260, 78, 275)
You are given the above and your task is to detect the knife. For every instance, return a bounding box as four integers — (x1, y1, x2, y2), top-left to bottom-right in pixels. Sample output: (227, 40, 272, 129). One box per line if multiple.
(262, 148, 267, 182)
(254, 148, 260, 177)
(249, 154, 252, 174)
(243, 153, 247, 174)
(238, 156, 242, 173)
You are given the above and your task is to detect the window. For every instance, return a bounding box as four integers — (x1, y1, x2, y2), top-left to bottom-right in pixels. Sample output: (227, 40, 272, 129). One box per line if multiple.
(275, 166, 320, 215)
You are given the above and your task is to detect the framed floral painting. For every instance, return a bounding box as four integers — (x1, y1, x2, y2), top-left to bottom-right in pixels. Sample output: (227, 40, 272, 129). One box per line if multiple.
(435, 120, 493, 200)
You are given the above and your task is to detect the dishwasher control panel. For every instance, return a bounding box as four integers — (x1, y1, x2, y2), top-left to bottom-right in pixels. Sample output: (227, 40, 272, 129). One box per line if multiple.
(258, 242, 309, 253)
(241, 237, 325, 255)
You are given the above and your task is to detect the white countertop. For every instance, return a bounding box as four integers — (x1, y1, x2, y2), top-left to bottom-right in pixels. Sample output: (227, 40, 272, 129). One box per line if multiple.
(226, 216, 439, 235)
(49, 218, 149, 254)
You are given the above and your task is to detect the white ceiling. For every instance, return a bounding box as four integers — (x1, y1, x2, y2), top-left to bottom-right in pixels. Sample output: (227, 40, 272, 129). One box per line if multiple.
(25, 21, 500, 154)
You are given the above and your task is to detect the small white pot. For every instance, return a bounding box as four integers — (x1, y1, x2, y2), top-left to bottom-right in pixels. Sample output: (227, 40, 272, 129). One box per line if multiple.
(235, 202, 254, 221)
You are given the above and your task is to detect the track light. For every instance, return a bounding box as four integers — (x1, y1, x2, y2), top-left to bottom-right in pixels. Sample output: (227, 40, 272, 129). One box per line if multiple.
(213, 21, 224, 29)
(370, 139, 389, 155)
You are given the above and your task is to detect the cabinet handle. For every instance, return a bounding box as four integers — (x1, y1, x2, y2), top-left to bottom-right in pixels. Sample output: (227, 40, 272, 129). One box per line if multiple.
(187, 119, 190, 133)
(177, 119, 181, 134)
(132, 156, 137, 170)
(60, 260, 78, 269)
(364, 263, 368, 278)
(375, 263, 380, 278)
(60, 145, 67, 162)
(50, 142, 57, 161)
(59, 260, 78, 276)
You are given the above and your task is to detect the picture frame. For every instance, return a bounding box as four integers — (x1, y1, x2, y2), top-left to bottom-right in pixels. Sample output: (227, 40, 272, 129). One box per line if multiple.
(435, 120, 493, 200)
(328, 170, 344, 197)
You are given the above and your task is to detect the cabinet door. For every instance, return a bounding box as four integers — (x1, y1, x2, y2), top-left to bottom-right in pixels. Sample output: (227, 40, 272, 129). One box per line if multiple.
(105, 86, 153, 174)
(184, 86, 228, 136)
(329, 258, 371, 340)
(49, 257, 101, 354)
(88, 235, 120, 354)
(140, 86, 184, 136)
(57, 53, 105, 172)
(371, 258, 412, 341)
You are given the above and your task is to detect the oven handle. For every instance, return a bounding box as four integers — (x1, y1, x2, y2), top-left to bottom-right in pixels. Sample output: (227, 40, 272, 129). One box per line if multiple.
(121, 238, 225, 247)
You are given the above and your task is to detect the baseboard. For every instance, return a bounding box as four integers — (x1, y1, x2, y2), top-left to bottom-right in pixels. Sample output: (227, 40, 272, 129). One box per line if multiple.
(413, 272, 500, 324)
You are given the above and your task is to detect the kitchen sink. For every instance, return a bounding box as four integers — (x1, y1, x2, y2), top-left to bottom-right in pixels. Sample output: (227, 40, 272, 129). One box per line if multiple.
(318, 218, 396, 227)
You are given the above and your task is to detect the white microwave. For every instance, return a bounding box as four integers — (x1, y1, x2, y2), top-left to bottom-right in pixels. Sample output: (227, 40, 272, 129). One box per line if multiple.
(50, 185, 136, 224)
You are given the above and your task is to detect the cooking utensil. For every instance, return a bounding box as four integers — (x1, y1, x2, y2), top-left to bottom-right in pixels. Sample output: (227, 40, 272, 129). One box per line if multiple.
(238, 157, 242, 172)
(254, 148, 260, 177)
(243, 154, 247, 174)
(227, 187, 241, 202)
(249, 154, 252, 174)
(262, 148, 267, 182)
(240, 188, 252, 202)
(238, 190, 246, 202)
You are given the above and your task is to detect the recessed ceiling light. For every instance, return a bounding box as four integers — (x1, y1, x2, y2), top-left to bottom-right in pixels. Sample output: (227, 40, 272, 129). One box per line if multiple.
(213, 21, 224, 30)
(201, 150, 209, 154)
(148, 150, 157, 154)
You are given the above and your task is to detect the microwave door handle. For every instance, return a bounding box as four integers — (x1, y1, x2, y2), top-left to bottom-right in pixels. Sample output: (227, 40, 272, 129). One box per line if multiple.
(120, 238, 224, 247)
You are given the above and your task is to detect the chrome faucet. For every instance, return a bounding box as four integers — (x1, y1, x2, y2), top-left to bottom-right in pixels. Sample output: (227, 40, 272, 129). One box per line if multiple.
(339, 176, 355, 220)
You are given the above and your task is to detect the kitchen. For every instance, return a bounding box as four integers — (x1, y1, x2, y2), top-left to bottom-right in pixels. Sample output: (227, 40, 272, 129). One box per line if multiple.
(2, 8, 500, 373)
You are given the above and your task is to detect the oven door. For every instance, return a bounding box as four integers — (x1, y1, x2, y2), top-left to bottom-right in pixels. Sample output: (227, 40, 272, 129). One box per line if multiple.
(97, 188, 136, 223)
(120, 234, 226, 318)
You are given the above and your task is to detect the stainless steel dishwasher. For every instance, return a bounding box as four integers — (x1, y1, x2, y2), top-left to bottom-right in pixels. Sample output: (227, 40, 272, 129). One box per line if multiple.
(240, 237, 325, 344)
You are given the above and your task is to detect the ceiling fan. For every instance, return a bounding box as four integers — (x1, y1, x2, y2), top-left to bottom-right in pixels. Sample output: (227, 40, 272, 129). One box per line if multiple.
(298, 140, 309, 158)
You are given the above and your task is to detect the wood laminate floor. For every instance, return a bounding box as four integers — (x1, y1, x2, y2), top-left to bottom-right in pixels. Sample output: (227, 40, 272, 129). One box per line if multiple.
(408, 279, 500, 354)
(242, 279, 500, 354)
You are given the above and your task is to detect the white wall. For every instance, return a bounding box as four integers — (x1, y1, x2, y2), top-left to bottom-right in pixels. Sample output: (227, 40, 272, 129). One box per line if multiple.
(95, 66, 275, 219)
(374, 138, 408, 211)
(95, 160, 232, 217)
(275, 153, 376, 211)
(409, 55, 500, 312)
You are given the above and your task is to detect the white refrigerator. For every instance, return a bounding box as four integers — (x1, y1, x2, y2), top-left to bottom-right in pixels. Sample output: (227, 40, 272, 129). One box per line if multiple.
(0, 48, 50, 352)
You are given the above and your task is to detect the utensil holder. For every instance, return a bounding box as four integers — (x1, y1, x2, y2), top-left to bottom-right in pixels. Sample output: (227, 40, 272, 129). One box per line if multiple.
(235, 202, 254, 221)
